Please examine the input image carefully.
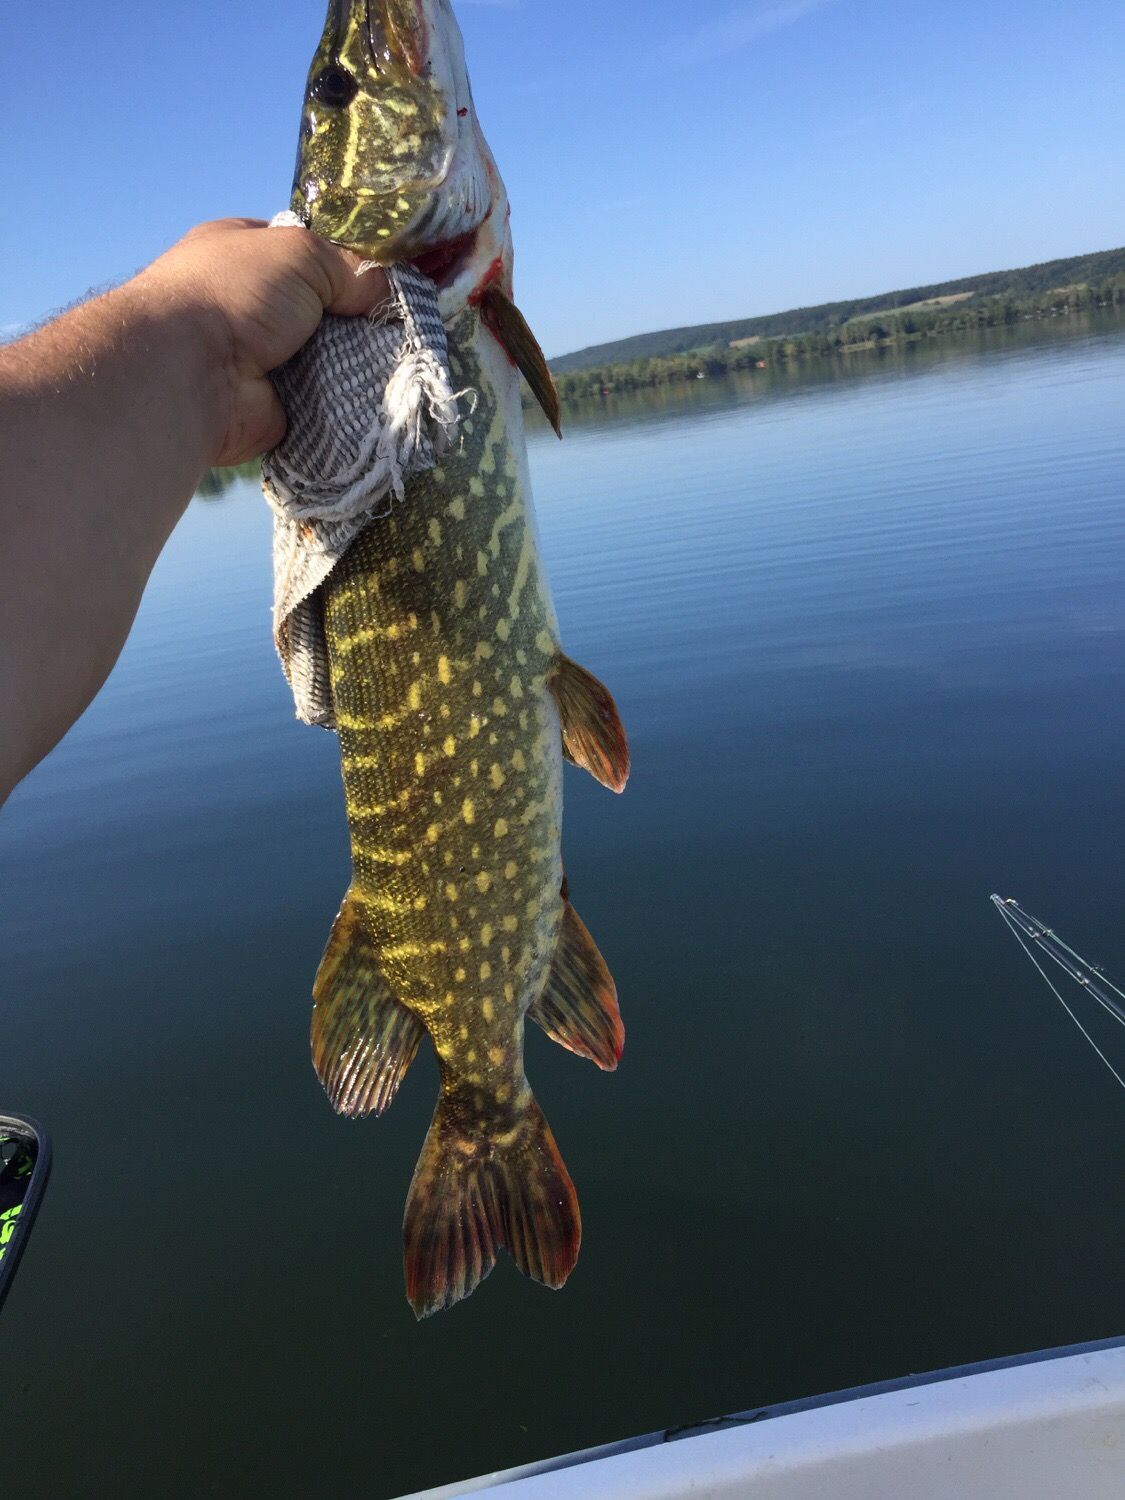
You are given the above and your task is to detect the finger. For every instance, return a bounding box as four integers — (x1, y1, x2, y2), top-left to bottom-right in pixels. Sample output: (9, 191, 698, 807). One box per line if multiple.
(324, 251, 392, 318)
(295, 232, 392, 318)
(215, 375, 288, 467)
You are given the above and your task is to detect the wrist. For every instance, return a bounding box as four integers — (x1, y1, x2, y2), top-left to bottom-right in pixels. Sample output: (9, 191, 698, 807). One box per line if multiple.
(125, 265, 234, 468)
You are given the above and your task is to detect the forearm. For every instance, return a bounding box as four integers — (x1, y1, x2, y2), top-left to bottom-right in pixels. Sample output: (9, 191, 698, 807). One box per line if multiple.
(0, 279, 225, 801)
(0, 218, 388, 803)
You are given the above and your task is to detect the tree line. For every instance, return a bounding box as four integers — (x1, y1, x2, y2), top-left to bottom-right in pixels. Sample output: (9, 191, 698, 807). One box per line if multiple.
(549, 276, 1125, 404)
(551, 245, 1125, 373)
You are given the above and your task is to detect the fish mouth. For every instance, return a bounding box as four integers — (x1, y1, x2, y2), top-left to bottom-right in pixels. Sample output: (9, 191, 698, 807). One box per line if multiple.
(409, 226, 482, 289)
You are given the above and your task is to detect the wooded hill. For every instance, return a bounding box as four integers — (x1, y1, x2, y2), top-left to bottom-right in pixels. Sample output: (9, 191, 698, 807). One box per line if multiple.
(550, 245, 1125, 375)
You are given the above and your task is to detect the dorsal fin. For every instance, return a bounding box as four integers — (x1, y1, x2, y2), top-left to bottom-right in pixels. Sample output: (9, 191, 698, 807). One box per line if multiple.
(312, 889, 425, 1118)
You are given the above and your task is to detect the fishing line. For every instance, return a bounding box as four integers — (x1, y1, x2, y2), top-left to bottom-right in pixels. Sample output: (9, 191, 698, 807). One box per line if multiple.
(993, 899, 1125, 1096)
(995, 898, 1125, 1031)
(1041, 928, 1125, 1012)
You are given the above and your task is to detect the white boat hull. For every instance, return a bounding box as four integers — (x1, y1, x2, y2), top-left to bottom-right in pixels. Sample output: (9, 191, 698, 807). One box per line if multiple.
(400, 1338, 1125, 1499)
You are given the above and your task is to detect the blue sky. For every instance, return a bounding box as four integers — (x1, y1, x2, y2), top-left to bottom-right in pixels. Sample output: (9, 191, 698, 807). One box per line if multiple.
(2, 0, 1123, 356)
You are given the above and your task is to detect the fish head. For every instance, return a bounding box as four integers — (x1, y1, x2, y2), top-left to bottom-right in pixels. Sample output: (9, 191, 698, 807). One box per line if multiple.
(292, 0, 513, 317)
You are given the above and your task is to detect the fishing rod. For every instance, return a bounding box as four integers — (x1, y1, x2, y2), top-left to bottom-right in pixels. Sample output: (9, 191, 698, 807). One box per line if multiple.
(0, 1116, 51, 1312)
(992, 896, 1125, 1095)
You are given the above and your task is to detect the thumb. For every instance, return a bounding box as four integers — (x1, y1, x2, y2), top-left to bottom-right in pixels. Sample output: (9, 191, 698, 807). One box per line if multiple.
(309, 238, 393, 319)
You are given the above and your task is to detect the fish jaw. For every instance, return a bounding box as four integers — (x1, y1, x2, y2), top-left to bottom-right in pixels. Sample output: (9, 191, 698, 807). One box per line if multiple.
(292, 0, 502, 279)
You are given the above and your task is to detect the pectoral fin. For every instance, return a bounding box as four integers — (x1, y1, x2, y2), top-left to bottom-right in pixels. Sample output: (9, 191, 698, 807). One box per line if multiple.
(530, 901, 624, 1071)
(312, 890, 424, 1119)
(480, 286, 563, 439)
(548, 654, 630, 793)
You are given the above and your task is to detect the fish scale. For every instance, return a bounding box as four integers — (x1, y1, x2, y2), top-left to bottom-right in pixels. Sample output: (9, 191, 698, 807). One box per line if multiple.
(325, 324, 564, 1091)
(292, 0, 630, 1317)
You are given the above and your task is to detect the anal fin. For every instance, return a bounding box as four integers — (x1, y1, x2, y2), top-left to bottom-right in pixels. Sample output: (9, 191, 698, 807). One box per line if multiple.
(312, 890, 424, 1119)
(530, 901, 624, 1071)
(548, 654, 630, 793)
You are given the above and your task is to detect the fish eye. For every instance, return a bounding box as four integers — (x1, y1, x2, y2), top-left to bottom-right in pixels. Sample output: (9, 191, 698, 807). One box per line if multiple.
(311, 65, 359, 110)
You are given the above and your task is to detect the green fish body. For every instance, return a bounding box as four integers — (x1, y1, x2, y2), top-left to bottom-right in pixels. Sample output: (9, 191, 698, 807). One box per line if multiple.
(294, 0, 628, 1317)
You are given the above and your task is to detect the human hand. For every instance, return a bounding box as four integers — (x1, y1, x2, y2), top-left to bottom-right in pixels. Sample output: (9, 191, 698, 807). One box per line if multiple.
(137, 218, 391, 466)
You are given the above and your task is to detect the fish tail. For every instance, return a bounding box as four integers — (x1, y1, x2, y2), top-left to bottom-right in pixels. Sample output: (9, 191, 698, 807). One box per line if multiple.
(403, 1087, 581, 1319)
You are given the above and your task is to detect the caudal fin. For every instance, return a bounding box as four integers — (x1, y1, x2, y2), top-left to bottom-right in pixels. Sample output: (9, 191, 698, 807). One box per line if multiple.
(403, 1091, 581, 1319)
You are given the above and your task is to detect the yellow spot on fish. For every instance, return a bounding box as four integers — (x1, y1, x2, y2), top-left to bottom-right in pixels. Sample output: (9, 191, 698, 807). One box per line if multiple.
(470, 477, 485, 498)
(504, 983, 515, 1003)
(469, 716, 482, 739)
(428, 519, 443, 546)
(477, 552, 489, 577)
(482, 998, 495, 1021)
(444, 736, 456, 757)
(462, 798, 476, 825)
(481, 923, 493, 946)
(480, 962, 492, 981)
(476, 873, 492, 894)
(490, 764, 506, 790)
(414, 752, 426, 777)
(496, 1083, 511, 1103)
(536, 630, 554, 656)
(408, 682, 422, 711)
(504, 860, 518, 879)
(438, 656, 452, 685)
(497, 619, 511, 642)
(474, 641, 493, 661)
(412, 548, 426, 573)
(448, 497, 466, 521)
(510, 676, 524, 700)
(445, 884, 459, 902)
(456, 967, 466, 982)
(427, 824, 440, 843)
(472, 680, 483, 698)
(454, 581, 468, 609)
(414, 896, 428, 912)
(503, 915, 518, 932)
(492, 699, 508, 716)
(459, 936, 472, 952)
(512, 749, 527, 772)
(495, 819, 509, 838)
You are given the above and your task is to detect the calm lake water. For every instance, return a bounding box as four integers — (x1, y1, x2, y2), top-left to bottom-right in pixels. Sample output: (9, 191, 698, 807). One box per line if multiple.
(4, 313, 1125, 1496)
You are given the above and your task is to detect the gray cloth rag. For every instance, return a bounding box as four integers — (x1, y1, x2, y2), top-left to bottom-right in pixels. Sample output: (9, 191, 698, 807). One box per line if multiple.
(261, 219, 463, 729)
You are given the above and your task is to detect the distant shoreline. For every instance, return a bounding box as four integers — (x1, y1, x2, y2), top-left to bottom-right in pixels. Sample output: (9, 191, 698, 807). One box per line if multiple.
(547, 283, 1125, 406)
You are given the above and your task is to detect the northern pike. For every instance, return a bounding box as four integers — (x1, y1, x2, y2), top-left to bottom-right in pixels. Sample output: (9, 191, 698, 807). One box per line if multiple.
(291, 0, 629, 1317)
